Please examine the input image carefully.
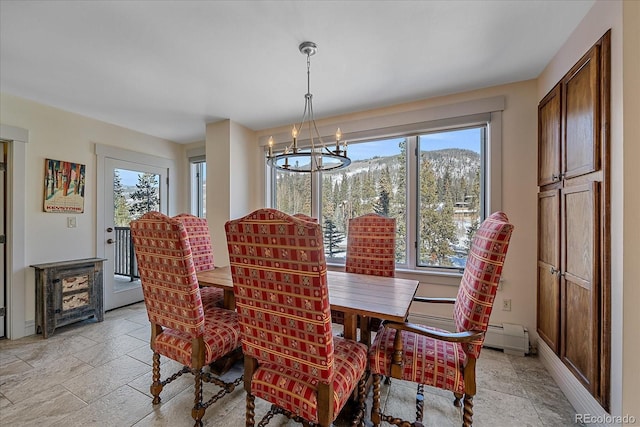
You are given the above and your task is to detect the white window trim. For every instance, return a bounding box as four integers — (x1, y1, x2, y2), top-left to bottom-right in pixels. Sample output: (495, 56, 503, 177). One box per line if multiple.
(265, 96, 505, 284)
(187, 146, 206, 217)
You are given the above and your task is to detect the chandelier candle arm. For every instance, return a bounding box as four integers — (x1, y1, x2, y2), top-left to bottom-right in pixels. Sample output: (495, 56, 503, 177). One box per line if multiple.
(266, 41, 351, 173)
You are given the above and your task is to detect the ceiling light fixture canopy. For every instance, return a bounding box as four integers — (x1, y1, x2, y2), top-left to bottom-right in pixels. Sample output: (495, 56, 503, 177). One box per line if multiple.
(266, 41, 351, 173)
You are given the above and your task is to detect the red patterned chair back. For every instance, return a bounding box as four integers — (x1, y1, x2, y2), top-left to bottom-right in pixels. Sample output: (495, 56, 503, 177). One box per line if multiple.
(453, 211, 514, 358)
(345, 213, 396, 277)
(130, 211, 204, 337)
(173, 213, 214, 272)
(225, 208, 334, 383)
(292, 213, 318, 223)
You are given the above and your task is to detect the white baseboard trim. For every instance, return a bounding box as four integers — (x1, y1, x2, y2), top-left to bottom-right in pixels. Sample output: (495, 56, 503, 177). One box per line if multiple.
(538, 340, 612, 426)
(407, 314, 530, 356)
(24, 320, 35, 337)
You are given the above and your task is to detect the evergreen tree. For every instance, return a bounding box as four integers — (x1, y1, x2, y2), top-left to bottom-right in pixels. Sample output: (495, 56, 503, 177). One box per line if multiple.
(113, 171, 131, 226)
(273, 143, 479, 267)
(361, 168, 376, 212)
(393, 140, 407, 263)
(465, 169, 482, 252)
(373, 166, 391, 216)
(129, 173, 160, 219)
(418, 156, 457, 265)
(322, 175, 335, 219)
(323, 217, 345, 257)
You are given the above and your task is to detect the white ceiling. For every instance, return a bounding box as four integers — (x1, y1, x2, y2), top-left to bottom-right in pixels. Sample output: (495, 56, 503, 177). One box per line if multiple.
(0, 0, 594, 144)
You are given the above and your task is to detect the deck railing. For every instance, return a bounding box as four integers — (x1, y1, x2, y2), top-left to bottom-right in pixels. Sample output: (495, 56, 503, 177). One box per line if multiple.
(114, 227, 139, 280)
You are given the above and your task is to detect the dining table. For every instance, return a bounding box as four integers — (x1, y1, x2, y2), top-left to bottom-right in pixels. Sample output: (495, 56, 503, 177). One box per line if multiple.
(197, 265, 420, 346)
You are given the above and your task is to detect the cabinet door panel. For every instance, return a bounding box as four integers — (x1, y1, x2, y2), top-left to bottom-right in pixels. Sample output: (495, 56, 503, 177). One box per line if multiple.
(561, 182, 599, 393)
(537, 189, 560, 351)
(537, 261, 560, 352)
(538, 85, 562, 186)
(538, 189, 560, 265)
(562, 46, 600, 179)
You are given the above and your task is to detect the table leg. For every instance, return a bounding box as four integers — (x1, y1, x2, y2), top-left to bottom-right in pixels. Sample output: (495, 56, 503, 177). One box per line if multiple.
(359, 316, 371, 347)
(343, 313, 358, 341)
(223, 290, 236, 310)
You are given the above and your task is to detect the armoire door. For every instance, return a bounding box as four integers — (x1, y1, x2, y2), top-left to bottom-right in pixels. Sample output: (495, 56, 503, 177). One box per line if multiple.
(537, 188, 560, 352)
(562, 44, 601, 180)
(561, 181, 600, 394)
(538, 84, 562, 187)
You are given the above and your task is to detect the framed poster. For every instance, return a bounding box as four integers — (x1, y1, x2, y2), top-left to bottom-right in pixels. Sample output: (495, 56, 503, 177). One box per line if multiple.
(43, 158, 86, 213)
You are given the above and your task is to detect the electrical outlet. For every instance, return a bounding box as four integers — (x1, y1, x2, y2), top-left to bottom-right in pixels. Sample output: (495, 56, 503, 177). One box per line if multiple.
(67, 216, 77, 228)
(502, 298, 512, 311)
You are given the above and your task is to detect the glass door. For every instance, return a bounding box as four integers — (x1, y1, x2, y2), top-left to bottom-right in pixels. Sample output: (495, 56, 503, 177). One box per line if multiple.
(103, 158, 167, 311)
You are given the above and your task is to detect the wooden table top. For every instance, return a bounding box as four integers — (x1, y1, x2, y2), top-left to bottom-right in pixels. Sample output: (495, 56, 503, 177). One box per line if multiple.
(197, 265, 419, 324)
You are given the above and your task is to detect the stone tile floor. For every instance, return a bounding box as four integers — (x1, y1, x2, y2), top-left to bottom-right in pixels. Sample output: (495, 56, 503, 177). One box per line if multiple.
(0, 303, 580, 426)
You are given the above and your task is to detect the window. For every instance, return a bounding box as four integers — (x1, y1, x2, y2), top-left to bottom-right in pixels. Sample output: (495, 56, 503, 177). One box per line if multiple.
(416, 127, 483, 269)
(268, 101, 501, 276)
(189, 158, 206, 218)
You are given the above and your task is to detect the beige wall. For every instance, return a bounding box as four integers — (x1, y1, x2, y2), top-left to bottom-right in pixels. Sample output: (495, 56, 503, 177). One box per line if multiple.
(537, 0, 639, 420)
(622, 0, 640, 419)
(205, 120, 260, 266)
(0, 93, 186, 337)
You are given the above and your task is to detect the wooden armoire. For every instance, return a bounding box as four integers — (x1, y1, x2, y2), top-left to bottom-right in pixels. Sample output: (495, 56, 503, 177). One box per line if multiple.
(537, 30, 611, 410)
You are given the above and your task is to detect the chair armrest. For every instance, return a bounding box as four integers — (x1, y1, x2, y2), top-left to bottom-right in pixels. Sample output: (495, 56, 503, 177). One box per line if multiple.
(412, 296, 456, 304)
(383, 320, 484, 343)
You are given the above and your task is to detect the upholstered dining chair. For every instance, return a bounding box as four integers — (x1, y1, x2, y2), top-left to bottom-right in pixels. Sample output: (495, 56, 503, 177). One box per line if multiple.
(130, 212, 242, 427)
(292, 213, 318, 222)
(225, 208, 369, 427)
(173, 213, 223, 311)
(333, 213, 396, 332)
(369, 211, 514, 427)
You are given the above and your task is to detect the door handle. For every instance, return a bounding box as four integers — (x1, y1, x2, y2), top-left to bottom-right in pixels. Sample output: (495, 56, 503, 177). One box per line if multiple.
(107, 238, 116, 244)
(106, 227, 113, 232)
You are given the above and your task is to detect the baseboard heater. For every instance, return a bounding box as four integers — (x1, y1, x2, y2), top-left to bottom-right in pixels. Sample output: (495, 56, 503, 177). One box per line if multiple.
(407, 314, 530, 356)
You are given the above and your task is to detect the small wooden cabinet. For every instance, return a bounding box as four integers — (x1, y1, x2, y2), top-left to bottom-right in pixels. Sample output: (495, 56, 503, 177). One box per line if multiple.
(32, 258, 106, 338)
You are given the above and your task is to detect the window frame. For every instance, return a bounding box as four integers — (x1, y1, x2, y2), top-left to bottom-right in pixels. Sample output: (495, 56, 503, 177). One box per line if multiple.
(411, 124, 486, 272)
(187, 147, 206, 218)
(264, 97, 503, 279)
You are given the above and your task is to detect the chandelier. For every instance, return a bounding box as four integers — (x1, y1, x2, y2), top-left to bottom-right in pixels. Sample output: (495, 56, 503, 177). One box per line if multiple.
(266, 41, 351, 173)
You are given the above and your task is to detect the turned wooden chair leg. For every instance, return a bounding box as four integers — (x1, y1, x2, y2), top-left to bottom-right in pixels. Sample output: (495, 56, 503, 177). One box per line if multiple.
(246, 392, 256, 427)
(371, 373, 382, 427)
(150, 352, 163, 404)
(191, 368, 205, 427)
(462, 357, 477, 427)
(352, 376, 366, 427)
(462, 394, 474, 427)
(453, 392, 463, 407)
(415, 383, 425, 427)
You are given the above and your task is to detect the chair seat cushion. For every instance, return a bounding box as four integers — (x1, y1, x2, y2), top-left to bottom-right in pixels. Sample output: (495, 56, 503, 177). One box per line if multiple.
(200, 286, 224, 310)
(369, 326, 466, 394)
(153, 307, 240, 367)
(251, 337, 367, 424)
